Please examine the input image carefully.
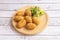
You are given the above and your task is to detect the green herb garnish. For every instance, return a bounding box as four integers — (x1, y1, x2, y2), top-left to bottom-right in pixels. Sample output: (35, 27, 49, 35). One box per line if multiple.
(31, 6, 44, 17)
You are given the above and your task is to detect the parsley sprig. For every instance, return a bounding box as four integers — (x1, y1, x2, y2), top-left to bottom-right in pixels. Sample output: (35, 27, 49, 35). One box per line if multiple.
(31, 6, 44, 17)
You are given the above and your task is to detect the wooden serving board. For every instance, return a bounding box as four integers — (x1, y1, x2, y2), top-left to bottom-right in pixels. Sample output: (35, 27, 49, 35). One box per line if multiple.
(12, 6, 48, 35)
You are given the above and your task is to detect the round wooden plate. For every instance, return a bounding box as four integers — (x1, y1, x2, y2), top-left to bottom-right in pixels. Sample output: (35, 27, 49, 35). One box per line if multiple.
(12, 6, 48, 35)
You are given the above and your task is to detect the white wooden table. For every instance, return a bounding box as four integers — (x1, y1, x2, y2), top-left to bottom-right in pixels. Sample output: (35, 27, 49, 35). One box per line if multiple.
(0, 0, 60, 40)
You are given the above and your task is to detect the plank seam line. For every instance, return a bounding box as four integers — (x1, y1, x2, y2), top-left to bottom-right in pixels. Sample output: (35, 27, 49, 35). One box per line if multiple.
(0, 34, 60, 36)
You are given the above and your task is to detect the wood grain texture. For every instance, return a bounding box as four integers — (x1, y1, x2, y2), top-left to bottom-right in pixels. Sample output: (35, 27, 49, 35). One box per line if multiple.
(0, 0, 60, 4)
(0, 36, 60, 40)
(0, 4, 60, 11)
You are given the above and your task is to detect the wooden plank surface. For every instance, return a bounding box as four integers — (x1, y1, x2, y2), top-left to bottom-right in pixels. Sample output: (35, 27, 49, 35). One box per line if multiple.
(0, 0, 60, 40)
(0, 0, 60, 4)
(0, 36, 60, 40)
(0, 4, 60, 11)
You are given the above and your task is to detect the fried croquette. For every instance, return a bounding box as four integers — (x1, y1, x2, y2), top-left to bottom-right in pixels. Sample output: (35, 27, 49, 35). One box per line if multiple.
(16, 11, 25, 16)
(25, 16, 32, 23)
(17, 19, 26, 28)
(32, 17, 40, 25)
(26, 23, 36, 30)
(25, 9, 32, 16)
(14, 16, 24, 22)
